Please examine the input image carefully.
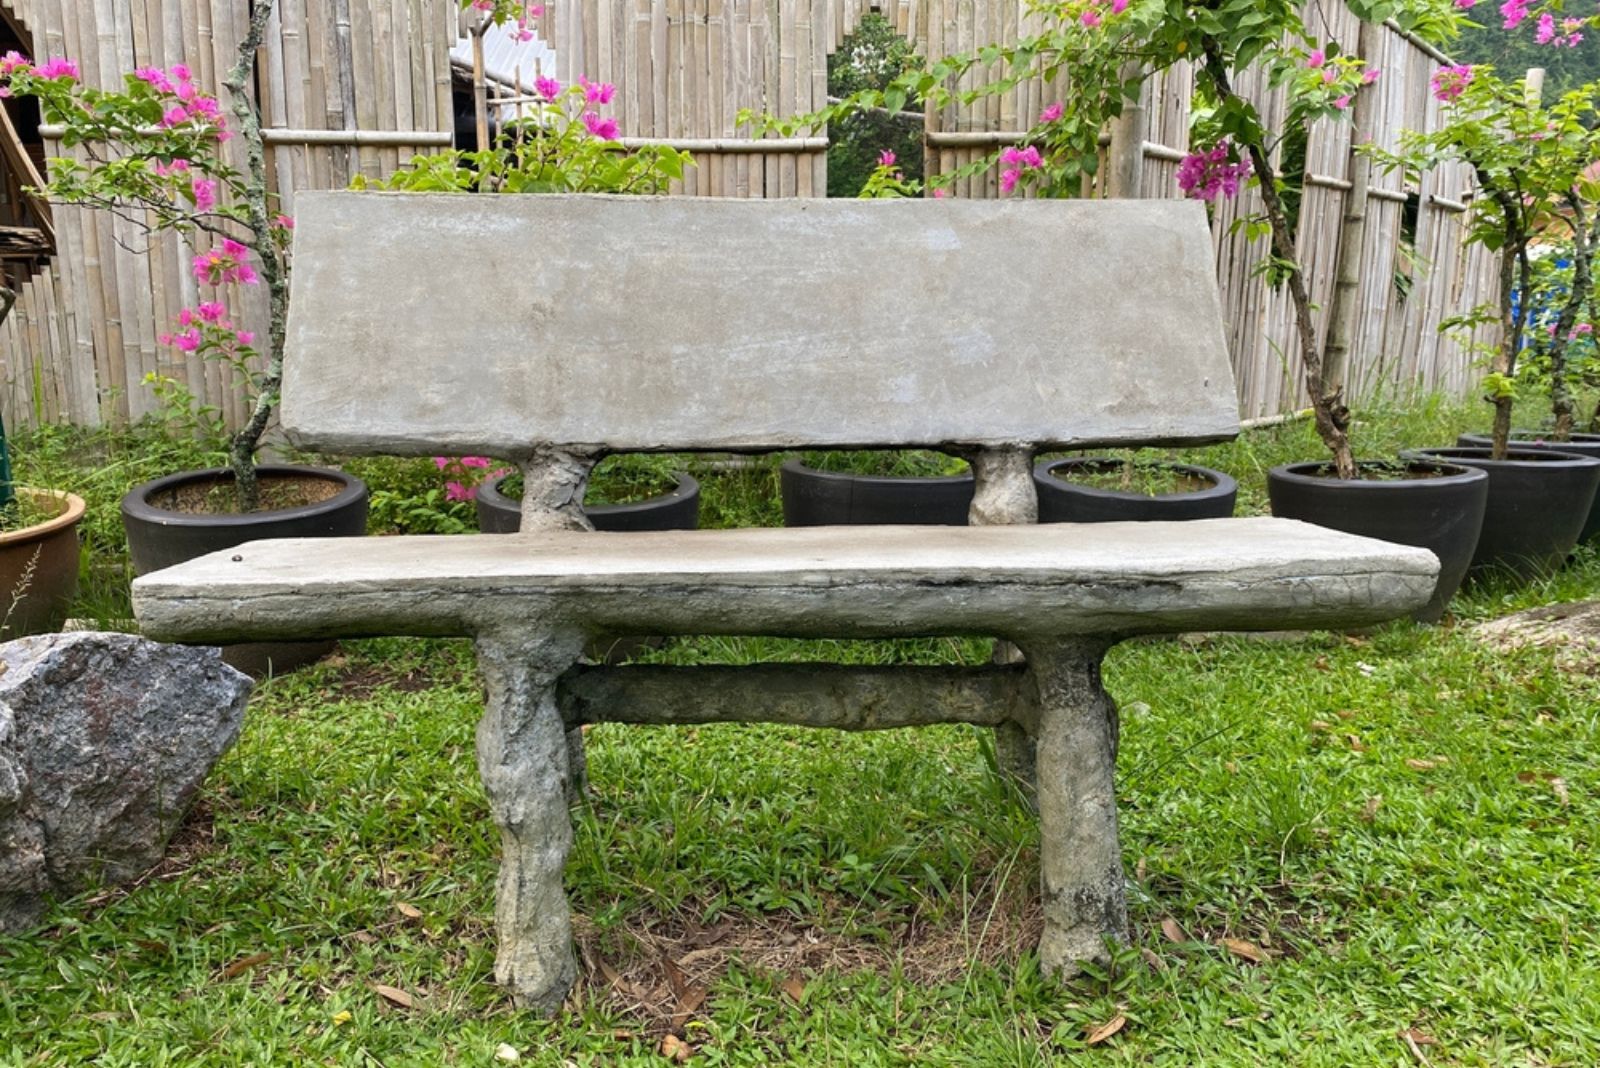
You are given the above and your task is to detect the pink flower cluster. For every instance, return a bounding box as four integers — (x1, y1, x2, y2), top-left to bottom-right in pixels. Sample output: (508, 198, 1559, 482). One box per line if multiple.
(1076, 0, 1128, 28)
(469, 0, 546, 42)
(0, 53, 77, 96)
(192, 238, 259, 287)
(1176, 141, 1251, 201)
(1547, 321, 1595, 340)
(1430, 64, 1474, 103)
(158, 301, 255, 356)
(1500, 0, 1531, 29)
(1534, 12, 1584, 47)
(433, 455, 511, 502)
(529, 76, 621, 138)
(134, 63, 229, 141)
(999, 145, 1042, 194)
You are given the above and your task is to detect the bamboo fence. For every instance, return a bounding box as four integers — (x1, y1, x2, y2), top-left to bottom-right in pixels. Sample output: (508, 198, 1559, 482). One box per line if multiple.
(0, 0, 1500, 432)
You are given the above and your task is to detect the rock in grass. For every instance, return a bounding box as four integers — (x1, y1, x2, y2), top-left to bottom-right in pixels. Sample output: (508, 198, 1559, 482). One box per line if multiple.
(0, 632, 251, 933)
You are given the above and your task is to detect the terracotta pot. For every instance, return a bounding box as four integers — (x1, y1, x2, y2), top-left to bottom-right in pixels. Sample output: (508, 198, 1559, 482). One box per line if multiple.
(0, 489, 86, 640)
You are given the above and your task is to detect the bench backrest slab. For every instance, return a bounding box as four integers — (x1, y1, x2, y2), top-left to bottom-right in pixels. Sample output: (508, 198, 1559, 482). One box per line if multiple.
(282, 193, 1238, 458)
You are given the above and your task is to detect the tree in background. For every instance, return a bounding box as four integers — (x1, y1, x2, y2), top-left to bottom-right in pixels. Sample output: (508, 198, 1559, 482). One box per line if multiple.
(826, 14, 925, 197)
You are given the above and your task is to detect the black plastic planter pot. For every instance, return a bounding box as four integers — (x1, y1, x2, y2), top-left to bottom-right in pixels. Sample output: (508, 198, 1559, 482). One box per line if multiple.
(1267, 460, 1488, 623)
(780, 459, 974, 526)
(1034, 458, 1237, 523)
(1401, 447, 1600, 582)
(475, 472, 701, 533)
(1456, 432, 1600, 542)
(122, 465, 370, 674)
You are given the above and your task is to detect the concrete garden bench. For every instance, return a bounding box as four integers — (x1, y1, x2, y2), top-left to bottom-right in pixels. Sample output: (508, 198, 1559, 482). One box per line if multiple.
(133, 192, 1439, 1014)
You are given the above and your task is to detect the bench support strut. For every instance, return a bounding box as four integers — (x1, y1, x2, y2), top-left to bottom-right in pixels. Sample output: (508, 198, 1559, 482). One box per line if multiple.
(1021, 636, 1126, 977)
(476, 631, 586, 1014)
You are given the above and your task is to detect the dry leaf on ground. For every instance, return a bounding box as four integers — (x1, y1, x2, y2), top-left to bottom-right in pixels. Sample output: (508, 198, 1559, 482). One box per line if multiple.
(1406, 758, 1437, 771)
(659, 1034, 691, 1063)
(395, 902, 423, 920)
(1160, 918, 1187, 943)
(372, 983, 414, 1009)
(1221, 938, 1268, 964)
(1085, 1013, 1127, 1046)
(1361, 796, 1383, 823)
(218, 952, 271, 980)
(779, 974, 807, 1002)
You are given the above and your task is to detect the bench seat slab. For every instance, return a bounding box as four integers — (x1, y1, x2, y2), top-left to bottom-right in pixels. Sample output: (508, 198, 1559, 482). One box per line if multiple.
(134, 517, 1438, 644)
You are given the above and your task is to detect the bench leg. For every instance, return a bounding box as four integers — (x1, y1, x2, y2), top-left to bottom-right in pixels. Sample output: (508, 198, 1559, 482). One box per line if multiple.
(991, 642, 1038, 809)
(475, 632, 586, 1015)
(1021, 638, 1126, 979)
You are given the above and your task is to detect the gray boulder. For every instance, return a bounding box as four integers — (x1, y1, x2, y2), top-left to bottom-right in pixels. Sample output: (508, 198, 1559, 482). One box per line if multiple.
(0, 632, 251, 933)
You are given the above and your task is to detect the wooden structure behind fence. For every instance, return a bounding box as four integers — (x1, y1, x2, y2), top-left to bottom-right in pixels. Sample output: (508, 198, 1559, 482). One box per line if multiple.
(0, 0, 1498, 432)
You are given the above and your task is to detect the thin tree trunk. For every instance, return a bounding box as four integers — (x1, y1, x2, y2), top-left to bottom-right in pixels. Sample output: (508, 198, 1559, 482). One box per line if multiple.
(1200, 38, 1354, 478)
(222, 0, 282, 512)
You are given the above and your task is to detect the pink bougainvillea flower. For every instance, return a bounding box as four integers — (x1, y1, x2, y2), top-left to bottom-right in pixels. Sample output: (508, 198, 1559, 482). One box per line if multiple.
(1454, 0, 1476, 7)
(932, 188, 948, 199)
(535, 75, 561, 101)
(1000, 145, 1042, 169)
(192, 238, 260, 287)
(0, 51, 30, 76)
(1500, 0, 1530, 29)
(170, 62, 192, 82)
(578, 75, 616, 104)
(878, 150, 896, 167)
(1079, 8, 1101, 28)
(444, 481, 474, 502)
(1333, 94, 1351, 110)
(33, 57, 80, 81)
(1000, 168, 1021, 193)
(1039, 101, 1063, 123)
(191, 175, 218, 212)
(235, 330, 255, 346)
(433, 457, 451, 470)
(1362, 68, 1382, 84)
(197, 301, 228, 323)
(1306, 49, 1325, 68)
(133, 65, 173, 92)
(460, 456, 492, 468)
(153, 158, 190, 178)
(1430, 64, 1473, 103)
(274, 214, 295, 230)
(1176, 141, 1252, 201)
(581, 111, 619, 139)
(161, 105, 190, 127)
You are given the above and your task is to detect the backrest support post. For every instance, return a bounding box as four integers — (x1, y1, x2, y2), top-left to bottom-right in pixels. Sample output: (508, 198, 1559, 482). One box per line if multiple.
(967, 446, 1038, 526)
(518, 448, 598, 533)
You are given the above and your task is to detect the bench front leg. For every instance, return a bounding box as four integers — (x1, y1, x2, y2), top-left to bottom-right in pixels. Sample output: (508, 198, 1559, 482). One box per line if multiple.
(1020, 637, 1126, 978)
(475, 630, 587, 1015)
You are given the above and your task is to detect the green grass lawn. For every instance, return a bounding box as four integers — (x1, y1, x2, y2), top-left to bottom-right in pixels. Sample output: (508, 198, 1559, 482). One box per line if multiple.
(4, 402, 1600, 1065)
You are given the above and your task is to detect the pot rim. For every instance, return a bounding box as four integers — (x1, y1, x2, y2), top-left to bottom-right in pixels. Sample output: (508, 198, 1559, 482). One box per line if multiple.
(1401, 446, 1600, 470)
(1268, 459, 1488, 487)
(0, 488, 87, 547)
(1034, 456, 1237, 502)
(1458, 430, 1600, 445)
(121, 464, 368, 528)
(483, 470, 700, 517)
(780, 457, 973, 487)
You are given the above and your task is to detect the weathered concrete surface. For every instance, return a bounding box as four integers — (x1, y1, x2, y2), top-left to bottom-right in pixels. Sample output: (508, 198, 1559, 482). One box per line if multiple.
(134, 519, 1439, 645)
(281, 193, 1240, 457)
(476, 632, 586, 1013)
(0, 633, 251, 933)
(1021, 638, 1124, 977)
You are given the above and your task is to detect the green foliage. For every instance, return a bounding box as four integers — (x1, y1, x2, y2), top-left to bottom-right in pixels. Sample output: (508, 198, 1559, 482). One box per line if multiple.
(370, 83, 691, 196)
(826, 14, 926, 197)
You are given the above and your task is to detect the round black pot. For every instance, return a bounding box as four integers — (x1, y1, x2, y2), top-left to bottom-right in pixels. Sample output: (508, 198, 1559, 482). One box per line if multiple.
(475, 472, 701, 533)
(1034, 457, 1237, 523)
(1456, 432, 1600, 542)
(122, 465, 370, 675)
(1267, 460, 1488, 623)
(780, 459, 974, 526)
(1401, 446, 1600, 581)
